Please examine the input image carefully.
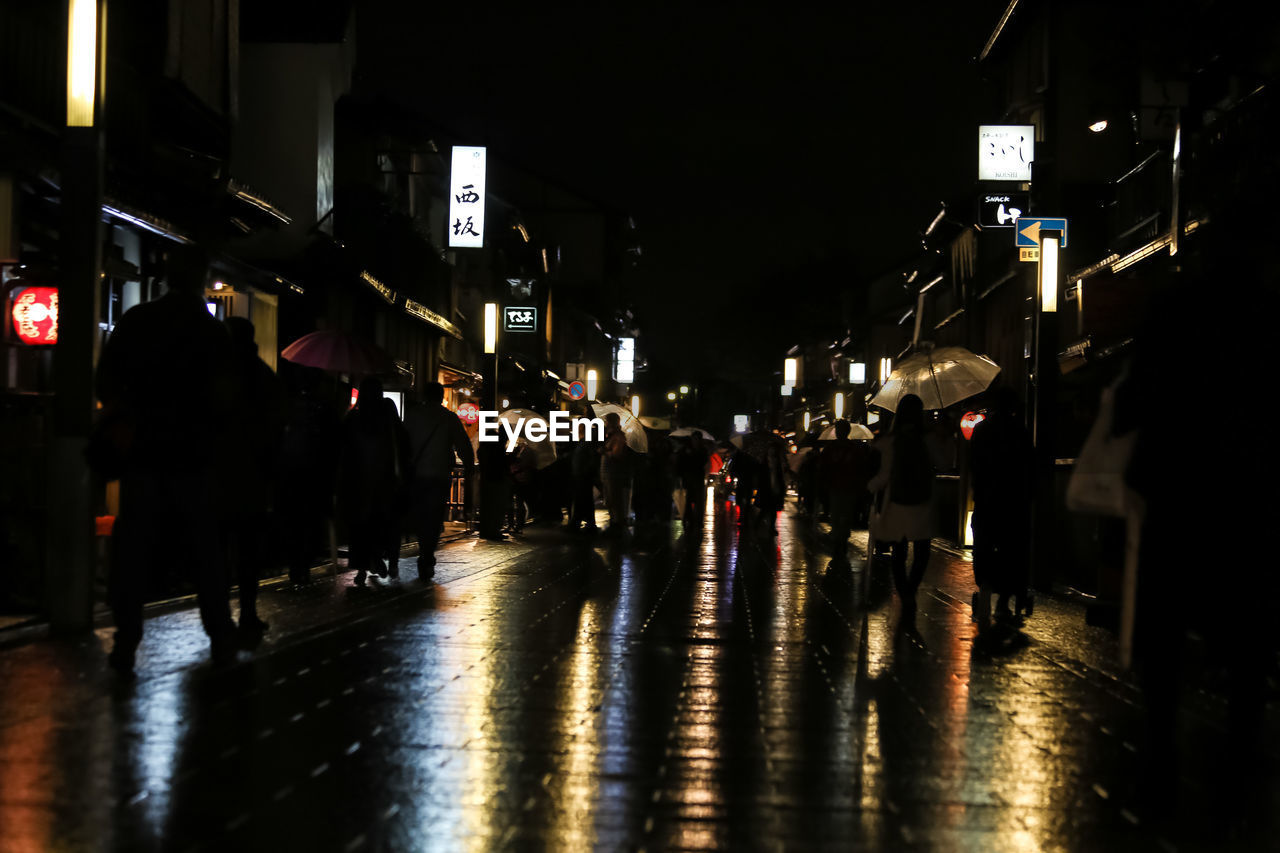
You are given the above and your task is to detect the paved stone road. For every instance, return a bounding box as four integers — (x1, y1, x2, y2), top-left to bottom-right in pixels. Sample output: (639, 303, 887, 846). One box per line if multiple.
(0, 499, 1276, 851)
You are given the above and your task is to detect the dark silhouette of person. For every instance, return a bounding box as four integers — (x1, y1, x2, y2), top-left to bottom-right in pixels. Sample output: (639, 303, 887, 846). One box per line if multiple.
(755, 441, 787, 533)
(337, 376, 407, 585)
(820, 420, 874, 565)
(600, 413, 632, 534)
(221, 316, 286, 648)
(477, 429, 511, 541)
(569, 419, 600, 534)
(379, 395, 410, 577)
(723, 441, 759, 528)
(969, 387, 1034, 627)
(277, 368, 342, 585)
(675, 432, 711, 522)
(867, 394, 936, 616)
(403, 382, 474, 579)
(1113, 191, 1280, 815)
(94, 245, 239, 673)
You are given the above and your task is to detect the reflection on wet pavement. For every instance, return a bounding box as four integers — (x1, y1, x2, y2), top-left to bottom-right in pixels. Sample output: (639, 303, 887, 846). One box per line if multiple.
(0, 498, 1276, 850)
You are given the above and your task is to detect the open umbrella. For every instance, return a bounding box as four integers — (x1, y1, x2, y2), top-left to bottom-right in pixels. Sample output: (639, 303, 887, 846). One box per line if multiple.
(639, 415, 672, 431)
(870, 345, 1000, 412)
(730, 429, 787, 458)
(281, 329, 396, 376)
(670, 426, 716, 441)
(590, 402, 648, 453)
(818, 423, 875, 441)
(497, 408, 558, 469)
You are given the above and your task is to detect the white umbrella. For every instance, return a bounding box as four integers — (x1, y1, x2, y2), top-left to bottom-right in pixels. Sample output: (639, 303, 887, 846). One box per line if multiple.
(590, 402, 648, 453)
(497, 408, 557, 469)
(818, 423, 875, 441)
(639, 415, 672, 431)
(670, 426, 715, 441)
(870, 345, 1001, 412)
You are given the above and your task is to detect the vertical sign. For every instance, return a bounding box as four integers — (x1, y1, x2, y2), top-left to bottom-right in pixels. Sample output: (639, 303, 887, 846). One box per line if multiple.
(449, 146, 486, 248)
(614, 336, 635, 383)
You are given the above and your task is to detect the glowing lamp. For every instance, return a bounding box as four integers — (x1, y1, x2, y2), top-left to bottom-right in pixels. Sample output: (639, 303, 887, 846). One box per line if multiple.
(67, 0, 100, 127)
(586, 369, 598, 401)
(631, 395, 641, 417)
(483, 303, 497, 353)
(783, 357, 798, 385)
(834, 392, 844, 420)
(11, 286, 59, 345)
(1039, 231, 1059, 313)
(960, 410, 986, 441)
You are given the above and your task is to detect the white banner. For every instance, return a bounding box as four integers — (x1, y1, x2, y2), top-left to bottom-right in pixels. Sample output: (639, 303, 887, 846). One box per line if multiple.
(449, 146, 486, 248)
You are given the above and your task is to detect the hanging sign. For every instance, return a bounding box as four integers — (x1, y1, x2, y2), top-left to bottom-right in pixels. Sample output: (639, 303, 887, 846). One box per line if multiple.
(11, 286, 59, 345)
(979, 192, 1029, 227)
(456, 403, 479, 424)
(613, 336, 635, 383)
(960, 411, 986, 441)
(978, 125, 1035, 181)
(448, 146, 486, 248)
(503, 306, 536, 332)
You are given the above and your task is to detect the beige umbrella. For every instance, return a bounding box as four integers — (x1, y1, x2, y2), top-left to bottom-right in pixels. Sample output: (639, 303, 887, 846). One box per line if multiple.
(497, 408, 558, 469)
(870, 345, 1001, 412)
(818, 423, 875, 440)
(589, 402, 648, 453)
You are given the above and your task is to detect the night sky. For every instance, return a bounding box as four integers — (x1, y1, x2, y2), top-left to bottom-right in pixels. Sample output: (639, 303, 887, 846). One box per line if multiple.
(357, 3, 993, 384)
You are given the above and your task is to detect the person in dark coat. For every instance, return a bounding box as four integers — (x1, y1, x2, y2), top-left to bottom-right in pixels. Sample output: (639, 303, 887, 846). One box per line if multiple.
(969, 387, 1034, 627)
(569, 420, 601, 533)
(819, 421, 874, 564)
(221, 317, 286, 647)
(277, 369, 342, 585)
(337, 377, 408, 585)
(94, 245, 239, 673)
(403, 382, 474, 579)
(675, 432, 711, 522)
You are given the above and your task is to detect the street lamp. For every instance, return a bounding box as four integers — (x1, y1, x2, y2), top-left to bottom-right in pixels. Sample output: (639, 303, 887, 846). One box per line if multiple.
(483, 302, 497, 353)
(679, 385, 690, 395)
(834, 392, 845, 420)
(783, 357, 798, 386)
(631, 395, 640, 417)
(586, 369, 598, 401)
(879, 357, 893, 384)
(1038, 230, 1060, 313)
(666, 391, 676, 402)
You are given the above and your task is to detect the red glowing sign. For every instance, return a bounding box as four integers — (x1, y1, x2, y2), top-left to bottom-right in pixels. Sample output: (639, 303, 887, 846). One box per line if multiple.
(960, 410, 986, 441)
(11, 287, 59, 345)
(456, 403, 479, 424)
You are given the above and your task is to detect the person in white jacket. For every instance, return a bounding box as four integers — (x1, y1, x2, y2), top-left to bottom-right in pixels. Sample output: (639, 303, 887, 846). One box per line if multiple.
(867, 395, 936, 616)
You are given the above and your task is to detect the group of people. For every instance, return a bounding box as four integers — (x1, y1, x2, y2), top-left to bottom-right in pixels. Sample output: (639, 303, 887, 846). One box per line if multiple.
(93, 246, 477, 674)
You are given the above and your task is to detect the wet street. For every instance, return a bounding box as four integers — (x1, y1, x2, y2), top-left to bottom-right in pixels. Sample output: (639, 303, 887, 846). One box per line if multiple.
(1, 498, 1276, 852)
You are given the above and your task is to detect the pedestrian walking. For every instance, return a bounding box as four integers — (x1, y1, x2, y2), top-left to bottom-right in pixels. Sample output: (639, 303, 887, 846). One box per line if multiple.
(600, 412, 632, 535)
(221, 317, 286, 648)
(477, 434, 511, 541)
(276, 368, 342, 585)
(675, 432, 711, 523)
(93, 245, 240, 674)
(403, 382, 474, 579)
(569, 419, 601, 533)
(867, 394, 936, 617)
(337, 376, 408, 585)
(969, 387, 1034, 627)
(819, 420, 874, 565)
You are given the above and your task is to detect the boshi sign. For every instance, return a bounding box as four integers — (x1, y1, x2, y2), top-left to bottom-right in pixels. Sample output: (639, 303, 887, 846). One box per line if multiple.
(11, 286, 59, 345)
(456, 403, 479, 424)
(960, 410, 986, 441)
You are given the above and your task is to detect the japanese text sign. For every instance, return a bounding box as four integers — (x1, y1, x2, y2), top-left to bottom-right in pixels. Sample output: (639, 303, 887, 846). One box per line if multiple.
(448, 146, 486, 248)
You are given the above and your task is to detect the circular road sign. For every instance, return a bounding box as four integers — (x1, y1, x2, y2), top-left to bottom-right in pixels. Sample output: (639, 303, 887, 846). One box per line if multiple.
(568, 380, 586, 400)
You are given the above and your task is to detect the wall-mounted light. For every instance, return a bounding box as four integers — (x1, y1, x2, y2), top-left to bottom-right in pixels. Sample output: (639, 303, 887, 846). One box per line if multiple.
(834, 392, 845, 420)
(679, 385, 690, 395)
(667, 391, 677, 402)
(850, 362, 866, 384)
(879, 357, 893, 384)
(803, 411, 811, 432)
(631, 395, 640, 417)
(783, 357, 798, 386)
(1039, 231, 1060, 313)
(483, 302, 497, 353)
(67, 0, 100, 127)
(586, 369, 598, 400)
(1088, 119, 1108, 133)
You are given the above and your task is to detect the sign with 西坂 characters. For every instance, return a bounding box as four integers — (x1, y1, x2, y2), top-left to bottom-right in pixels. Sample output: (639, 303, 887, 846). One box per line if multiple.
(978, 125, 1035, 181)
(1014, 217, 1068, 248)
(448, 146, 486, 248)
(503, 306, 537, 332)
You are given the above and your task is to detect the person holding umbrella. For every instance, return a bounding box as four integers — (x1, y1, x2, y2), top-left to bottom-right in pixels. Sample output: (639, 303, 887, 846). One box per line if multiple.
(867, 394, 936, 617)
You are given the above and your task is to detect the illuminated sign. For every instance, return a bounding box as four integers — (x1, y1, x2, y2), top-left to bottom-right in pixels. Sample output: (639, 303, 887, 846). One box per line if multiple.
(734, 415, 749, 434)
(978, 125, 1035, 182)
(456, 403, 479, 424)
(979, 192, 1029, 228)
(614, 337, 635, 383)
(960, 411, 986, 441)
(404, 298, 463, 339)
(567, 381, 586, 400)
(448, 146, 486, 248)
(11, 286, 58, 345)
(503, 306, 536, 332)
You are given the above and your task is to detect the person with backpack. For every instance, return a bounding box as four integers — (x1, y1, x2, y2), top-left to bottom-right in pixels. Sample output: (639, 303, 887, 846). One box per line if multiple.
(867, 394, 936, 616)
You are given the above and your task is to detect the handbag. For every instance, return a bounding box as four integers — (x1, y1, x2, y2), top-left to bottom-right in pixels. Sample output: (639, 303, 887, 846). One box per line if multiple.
(1065, 379, 1140, 518)
(672, 487, 687, 518)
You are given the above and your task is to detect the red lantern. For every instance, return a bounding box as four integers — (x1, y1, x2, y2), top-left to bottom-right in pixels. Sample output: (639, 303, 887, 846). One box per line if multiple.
(456, 403, 479, 424)
(960, 410, 986, 441)
(11, 286, 59, 345)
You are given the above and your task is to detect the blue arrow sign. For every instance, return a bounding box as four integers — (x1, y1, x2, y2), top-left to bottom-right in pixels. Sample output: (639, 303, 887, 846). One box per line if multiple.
(1014, 216, 1068, 248)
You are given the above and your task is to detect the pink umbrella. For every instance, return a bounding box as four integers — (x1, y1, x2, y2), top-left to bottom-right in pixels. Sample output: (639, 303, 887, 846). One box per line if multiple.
(280, 329, 395, 376)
